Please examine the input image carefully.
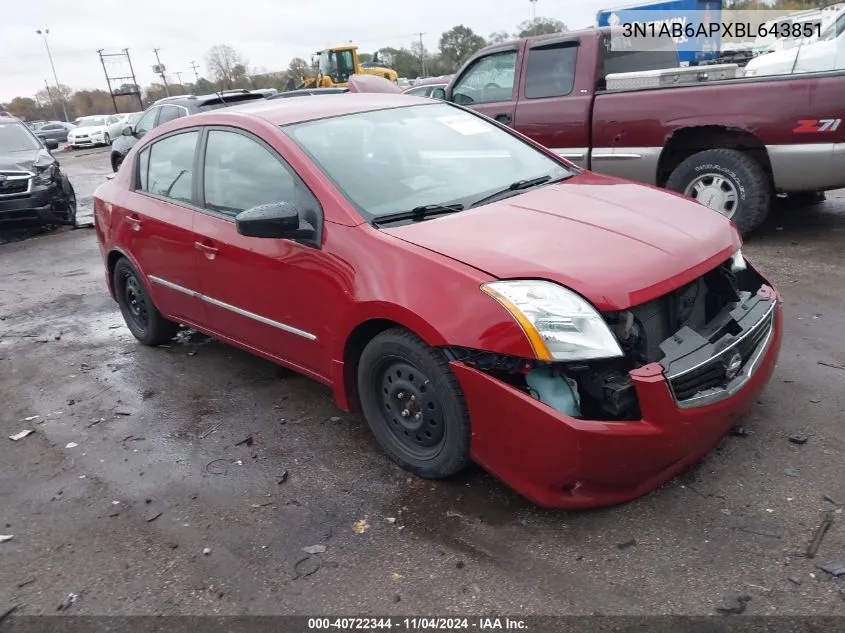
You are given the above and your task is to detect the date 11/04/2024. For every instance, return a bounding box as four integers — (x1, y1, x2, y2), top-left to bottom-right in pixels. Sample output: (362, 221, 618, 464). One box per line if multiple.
(307, 617, 528, 630)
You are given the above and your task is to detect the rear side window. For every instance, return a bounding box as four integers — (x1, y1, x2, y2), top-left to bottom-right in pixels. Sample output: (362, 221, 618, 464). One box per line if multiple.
(157, 105, 184, 125)
(136, 131, 198, 205)
(525, 44, 578, 99)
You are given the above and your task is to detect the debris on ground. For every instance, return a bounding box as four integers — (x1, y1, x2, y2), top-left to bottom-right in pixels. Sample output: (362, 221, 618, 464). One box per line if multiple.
(293, 555, 321, 579)
(729, 426, 750, 437)
(329, 416, 341, 422)
(807, 512, 834, 558)
(114, 411, 132, 416)
(784, 468, 800, 478)
(393, 595, 401, 603)
(824, 495, 843, 507)
(352, 519, 370, 534)
(235, 436, 254, 447)
(21, 415, 39, 422)
(787, 576, 802, 586)
(617, 539, 637, 550)
(202, 547, 212, 555)
(716, 595, 751, 615)
(9, 430, 34, 441)
(65, 442, 78, 448)
(788, 434, 809, 445)
(87, 418, 105, 428)
(386, 517, 397, 524)
(146, 511, 163, 523)
(0, 606, 19, 625)
(277, 471, 289, 485)
(818, 561, 845, 577)
(0, 535, 13, 543)
(56, 592, 79, 611)
(80, 363, 92, 371)
(17, 578, 36, 588)
(302, 545, 326, 555)
(809, 398, 821, 404)
(818, 361, 845, 372)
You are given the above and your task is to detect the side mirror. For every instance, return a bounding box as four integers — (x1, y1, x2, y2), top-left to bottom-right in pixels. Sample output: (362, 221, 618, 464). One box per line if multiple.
(235, 202, 315, 240)
(122, 125, 134, 137)
(45, 138, 59, 150)
(431, 87, 447, 100)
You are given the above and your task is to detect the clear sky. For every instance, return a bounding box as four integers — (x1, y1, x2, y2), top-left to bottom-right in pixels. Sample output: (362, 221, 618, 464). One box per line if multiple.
(1, 0, 608, 101)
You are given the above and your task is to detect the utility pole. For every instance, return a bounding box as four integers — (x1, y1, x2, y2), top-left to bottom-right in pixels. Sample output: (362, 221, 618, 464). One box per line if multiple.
(124, 49, 143, 109)
(529, 0, 538, 22)
(175, 71, 183, 85)
(35, 29, 69, 121)
(97, 49, 119, 113)
(189, 61, 201, 83)
(153, 48, 171, 97)
(43, 79, 60, 120)
(417, 32, 427, 76)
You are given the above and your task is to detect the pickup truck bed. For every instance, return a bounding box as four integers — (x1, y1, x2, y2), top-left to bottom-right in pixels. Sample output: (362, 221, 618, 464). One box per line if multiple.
(442, 28, 845, 234)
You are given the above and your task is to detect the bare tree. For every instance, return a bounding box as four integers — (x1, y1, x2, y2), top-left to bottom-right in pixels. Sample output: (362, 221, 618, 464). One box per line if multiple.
(205, 44, 248, 89)
(488, 31, 511, 44)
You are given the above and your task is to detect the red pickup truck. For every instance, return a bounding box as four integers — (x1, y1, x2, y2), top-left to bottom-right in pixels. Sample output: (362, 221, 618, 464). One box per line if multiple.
(434, 28, 845, 234)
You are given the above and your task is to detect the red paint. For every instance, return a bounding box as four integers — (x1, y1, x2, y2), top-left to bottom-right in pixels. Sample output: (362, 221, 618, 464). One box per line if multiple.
(94, 95, 782, 509)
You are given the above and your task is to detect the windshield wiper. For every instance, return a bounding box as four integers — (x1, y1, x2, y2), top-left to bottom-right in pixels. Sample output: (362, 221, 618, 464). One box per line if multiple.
(374, 203, 464, 226)
(469, 175, 555, 209)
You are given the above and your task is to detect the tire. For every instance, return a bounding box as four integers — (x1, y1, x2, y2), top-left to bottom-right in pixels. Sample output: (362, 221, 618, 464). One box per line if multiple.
(665, 149, 771, 236)
(103, 133, 111, 146)
(357, 327, 471, 479)
(59, 178, 77, 226)
(113, 258, 179, 346)
(112, 153, 124, 173)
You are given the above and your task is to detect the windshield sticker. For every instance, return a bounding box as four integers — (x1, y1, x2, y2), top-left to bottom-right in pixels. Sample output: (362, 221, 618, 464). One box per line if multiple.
(437, 114, 491, 136)
(401, 174, 439, 191)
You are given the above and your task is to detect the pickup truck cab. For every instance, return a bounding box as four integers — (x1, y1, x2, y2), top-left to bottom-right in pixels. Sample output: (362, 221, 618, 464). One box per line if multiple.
(434, 28, 845, 234)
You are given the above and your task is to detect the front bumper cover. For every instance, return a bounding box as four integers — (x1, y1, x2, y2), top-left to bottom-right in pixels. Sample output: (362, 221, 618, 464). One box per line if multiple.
(454, 288, 783, 509)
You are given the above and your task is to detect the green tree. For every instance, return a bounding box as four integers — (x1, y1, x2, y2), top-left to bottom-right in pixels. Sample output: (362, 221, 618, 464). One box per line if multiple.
(488, 31, 511, 44)
(377, 47, 422, 78)
(438, 25, 486, 70)
(287, 57, 312, 84)
(517, 17, 567, 38)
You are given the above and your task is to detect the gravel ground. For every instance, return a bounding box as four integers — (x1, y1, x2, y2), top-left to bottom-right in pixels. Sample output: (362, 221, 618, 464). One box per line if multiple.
(1, 148, 844, 616)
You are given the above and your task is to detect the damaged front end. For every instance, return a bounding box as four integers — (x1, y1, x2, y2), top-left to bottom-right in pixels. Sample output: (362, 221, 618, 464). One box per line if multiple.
(447, 252, 778, 421)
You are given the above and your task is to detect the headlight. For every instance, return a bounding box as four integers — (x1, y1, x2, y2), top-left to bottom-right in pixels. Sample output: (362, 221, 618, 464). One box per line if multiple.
(481, 280, 624, 362)
(33, 164, 56, 185)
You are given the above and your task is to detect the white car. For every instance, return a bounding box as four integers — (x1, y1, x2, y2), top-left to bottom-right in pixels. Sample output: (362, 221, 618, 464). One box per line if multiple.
(744, 10, 845, 77)
(67, 115, 124, 148)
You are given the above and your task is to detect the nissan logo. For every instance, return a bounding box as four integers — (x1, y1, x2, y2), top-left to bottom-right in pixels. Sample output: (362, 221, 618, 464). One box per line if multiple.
(725, 352, 743, 380)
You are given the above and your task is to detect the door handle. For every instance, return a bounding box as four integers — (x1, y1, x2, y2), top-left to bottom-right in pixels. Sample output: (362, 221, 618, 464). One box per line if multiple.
(194, 241, 219, 260)
(126, 214, 142, 231)
(495, 113, 512, 125)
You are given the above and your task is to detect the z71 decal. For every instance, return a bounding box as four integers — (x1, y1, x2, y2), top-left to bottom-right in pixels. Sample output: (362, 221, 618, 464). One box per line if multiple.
(793, 119, 842, 133)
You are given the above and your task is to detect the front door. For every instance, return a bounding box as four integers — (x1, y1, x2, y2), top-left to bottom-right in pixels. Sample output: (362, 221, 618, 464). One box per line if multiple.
(450, 48, 521, 128)
(191, 127, 329, 378)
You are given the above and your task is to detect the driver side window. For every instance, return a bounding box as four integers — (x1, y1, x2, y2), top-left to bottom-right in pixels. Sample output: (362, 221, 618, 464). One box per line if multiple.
(452, 51, 518, 105)
(134, 107, 160, 138)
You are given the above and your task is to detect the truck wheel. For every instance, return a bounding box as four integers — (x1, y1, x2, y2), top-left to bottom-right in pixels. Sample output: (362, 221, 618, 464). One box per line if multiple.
(665, 149, 771, 235)
(357, 327, 471, 479)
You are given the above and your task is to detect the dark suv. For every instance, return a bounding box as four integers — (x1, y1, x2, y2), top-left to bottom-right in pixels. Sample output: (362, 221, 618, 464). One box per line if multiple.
(0, 113, 76, 227)
(110, 92, 266, 172)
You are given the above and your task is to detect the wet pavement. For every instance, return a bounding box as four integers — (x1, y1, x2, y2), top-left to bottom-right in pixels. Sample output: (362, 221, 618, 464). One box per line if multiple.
(1, 150, 844, 615)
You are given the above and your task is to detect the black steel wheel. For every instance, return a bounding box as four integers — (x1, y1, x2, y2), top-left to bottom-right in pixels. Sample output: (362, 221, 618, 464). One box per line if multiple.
(113, 258, 178, 346)
(357, 327, 470, 478)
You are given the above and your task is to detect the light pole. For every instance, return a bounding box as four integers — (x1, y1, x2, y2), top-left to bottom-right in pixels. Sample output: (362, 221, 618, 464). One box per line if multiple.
(35, 29, 69, 122)
(529, 0, 538, 22)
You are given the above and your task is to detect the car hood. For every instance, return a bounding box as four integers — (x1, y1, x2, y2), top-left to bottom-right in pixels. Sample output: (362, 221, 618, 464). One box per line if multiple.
(381, 173, 741, 311)
(0, 148, 51, 173)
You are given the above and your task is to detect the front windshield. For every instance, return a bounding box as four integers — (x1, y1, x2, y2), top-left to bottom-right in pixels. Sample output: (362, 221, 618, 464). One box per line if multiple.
(77, 116, 107, 127)
(314, 51, 332, 75)
(0, 121, 42, 152)
(284, 103, 573, 220)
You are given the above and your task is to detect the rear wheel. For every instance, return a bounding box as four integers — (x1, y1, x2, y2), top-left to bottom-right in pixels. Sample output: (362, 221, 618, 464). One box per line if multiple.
(113, 258, 179, 346)
(665, 149, 771, 236)
(112, 153, 124, 172)
(357, 328, 471, 479)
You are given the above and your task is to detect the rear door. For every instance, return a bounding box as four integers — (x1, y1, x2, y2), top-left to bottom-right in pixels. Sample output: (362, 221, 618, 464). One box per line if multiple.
(120, 129, 208, 324)
(509, 36, 593, 169)
(450, 44, 523, 127)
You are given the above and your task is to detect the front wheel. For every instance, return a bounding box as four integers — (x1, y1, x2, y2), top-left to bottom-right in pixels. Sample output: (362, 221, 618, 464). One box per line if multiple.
(103, 133, 111, 146)
(59, 178, 77, 226)
(113, 258, 179, 346)
(665, 148, 771, 236)
(357, 328, 471, 479)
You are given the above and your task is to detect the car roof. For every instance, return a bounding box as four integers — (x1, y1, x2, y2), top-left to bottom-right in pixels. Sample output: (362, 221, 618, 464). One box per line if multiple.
(217, 93, 437, 126)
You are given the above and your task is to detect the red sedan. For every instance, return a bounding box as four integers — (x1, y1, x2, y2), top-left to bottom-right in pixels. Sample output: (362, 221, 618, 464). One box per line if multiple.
(93, 94, 782, 509)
